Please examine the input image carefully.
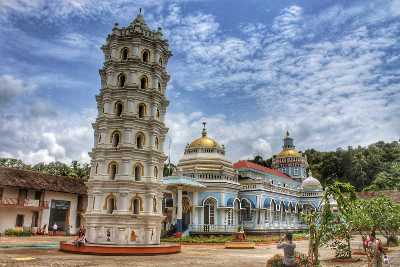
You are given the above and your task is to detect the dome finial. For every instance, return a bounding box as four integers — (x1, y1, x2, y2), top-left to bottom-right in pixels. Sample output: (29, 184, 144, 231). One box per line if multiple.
(202, 122, 207, 137)
(286, 130, 290, 138)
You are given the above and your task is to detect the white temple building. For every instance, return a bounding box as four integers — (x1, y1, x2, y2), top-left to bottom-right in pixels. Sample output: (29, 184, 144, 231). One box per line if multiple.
(162, 126, 323, 235)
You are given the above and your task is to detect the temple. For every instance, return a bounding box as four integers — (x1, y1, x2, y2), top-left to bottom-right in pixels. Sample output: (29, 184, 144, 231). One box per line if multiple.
(162, 125, 323, 235)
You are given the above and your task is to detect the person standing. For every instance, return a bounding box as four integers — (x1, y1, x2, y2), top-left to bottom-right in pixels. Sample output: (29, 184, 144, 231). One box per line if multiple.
(277, 233, 297, 267)
(367, 231, 384, 267)
(52, 222, 58, 236)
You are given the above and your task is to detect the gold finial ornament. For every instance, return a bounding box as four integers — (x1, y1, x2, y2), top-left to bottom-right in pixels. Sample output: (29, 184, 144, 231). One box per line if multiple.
(188, 122, 221, 149)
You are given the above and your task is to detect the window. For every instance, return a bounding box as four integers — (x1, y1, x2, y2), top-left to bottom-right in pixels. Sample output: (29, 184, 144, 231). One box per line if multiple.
(156, 109, 160, 119)
(159, 57, 163, 66)
(226, 209, 233, 225)
(157, 82, 161, 91)
(95, 163, 99, 174)
(111, 131, 120, 147)
(16, 214, 24, 227)
(154, 136, 159, 150)
(0, 188, 3, 201)
(140, 76, 148, 89)
(121, 47, 129, 60)
(98, 134, 102, 144)
(204, 198, 216, 225)
(294, 168, 299, 176)
(153, 197, 157, 213)
(154, 166, 158, 178)
(118, 74, 126, 87)
(109, 162, 118, 180)
(32, 211, 39, 227)
(136, 133, 145, 149)
(142, 50, 150, 62)
(241, 199, 252, 221)
(134, 164, 143, 181)
(106, 196, 116, 214)
(133, 198, 140, 214)
(115, 102, 123, 116)
(138, 103, 146, 118)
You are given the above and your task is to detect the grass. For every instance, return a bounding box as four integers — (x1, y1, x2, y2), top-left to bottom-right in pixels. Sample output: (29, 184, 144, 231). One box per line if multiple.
(161, 232, 308, 244)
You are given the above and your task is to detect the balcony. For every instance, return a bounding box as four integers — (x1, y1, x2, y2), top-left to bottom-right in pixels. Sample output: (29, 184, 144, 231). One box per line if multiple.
(0, 198, 49, 209)
(189, 224, 238, 233)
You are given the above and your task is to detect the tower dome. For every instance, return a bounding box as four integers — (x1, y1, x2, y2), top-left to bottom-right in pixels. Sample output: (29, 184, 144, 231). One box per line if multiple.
(301, 175, 322, 191)
(188, 122, 221, 149)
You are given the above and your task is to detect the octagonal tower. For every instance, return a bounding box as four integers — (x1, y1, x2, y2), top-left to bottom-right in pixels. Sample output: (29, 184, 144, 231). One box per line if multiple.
(84, 12, 171, 245)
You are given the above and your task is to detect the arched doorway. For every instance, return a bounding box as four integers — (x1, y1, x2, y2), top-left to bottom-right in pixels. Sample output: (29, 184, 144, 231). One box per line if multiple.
(182, 196, 191, 231)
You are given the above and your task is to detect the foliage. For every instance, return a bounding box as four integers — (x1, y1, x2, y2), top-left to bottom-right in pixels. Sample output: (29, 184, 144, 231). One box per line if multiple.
(5, 228, 32, 236)
(163, 162, 176, 177)
(266, 254, 284, 267)
(252, 140, 400, 191)
(364, 163, 400, 191)
(266, 252, 311, 267)
(0, 158, 90, 180)
(303, 182, 356, 264)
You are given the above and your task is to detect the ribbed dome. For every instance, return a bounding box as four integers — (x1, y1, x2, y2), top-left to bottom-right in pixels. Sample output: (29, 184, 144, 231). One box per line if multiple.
(302, 175, 322, 191)
(188, 136, 220, 149)
(277, 148, 302, 158)
(187, 122, 221, 149)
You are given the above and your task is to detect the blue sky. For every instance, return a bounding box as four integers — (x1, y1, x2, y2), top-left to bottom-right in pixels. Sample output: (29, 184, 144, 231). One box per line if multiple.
(0, 0, 399, 164)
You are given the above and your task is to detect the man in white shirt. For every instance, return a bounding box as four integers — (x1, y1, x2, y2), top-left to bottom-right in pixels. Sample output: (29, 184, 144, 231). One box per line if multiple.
(52, 223, 58, 236)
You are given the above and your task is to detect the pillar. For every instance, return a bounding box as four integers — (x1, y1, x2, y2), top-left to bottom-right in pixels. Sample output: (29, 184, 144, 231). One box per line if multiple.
(176, 187, 183, 235)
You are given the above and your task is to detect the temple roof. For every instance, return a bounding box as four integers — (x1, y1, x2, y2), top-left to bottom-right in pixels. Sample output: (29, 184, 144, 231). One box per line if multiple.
(233, 160, 291, 180)
(162, 176, 206, 188)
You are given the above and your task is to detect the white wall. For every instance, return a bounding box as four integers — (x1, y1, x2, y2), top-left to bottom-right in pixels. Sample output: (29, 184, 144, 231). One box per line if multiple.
(0, 208, 35, 234)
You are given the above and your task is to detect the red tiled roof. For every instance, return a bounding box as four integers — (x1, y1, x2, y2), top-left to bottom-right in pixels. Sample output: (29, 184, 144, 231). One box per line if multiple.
(0, 167, 87, 195)
(233, 160, 292, 180)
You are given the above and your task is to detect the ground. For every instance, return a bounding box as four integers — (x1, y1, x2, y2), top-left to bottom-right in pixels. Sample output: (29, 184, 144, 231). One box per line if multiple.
(0, 236, 399, 267)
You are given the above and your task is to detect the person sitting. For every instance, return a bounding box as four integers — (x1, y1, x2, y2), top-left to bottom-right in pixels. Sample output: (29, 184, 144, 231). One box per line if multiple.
(74, 225, 86, 247)
(277, 233, 297, 267)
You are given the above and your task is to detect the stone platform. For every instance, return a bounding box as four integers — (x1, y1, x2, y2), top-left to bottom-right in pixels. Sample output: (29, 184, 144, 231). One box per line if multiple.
(224, 241, 256, 249)
(60, 241, 181, 255)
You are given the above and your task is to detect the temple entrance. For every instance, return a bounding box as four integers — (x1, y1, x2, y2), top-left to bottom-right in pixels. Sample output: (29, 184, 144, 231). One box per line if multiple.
(49, 200, 70, 231)
(182, 196, 191, 231)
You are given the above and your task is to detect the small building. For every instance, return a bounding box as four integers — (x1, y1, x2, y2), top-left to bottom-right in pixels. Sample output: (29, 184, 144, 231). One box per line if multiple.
(0, 167, 87, 235)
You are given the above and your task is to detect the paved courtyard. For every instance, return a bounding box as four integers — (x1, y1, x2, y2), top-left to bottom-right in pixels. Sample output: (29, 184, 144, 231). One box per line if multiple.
(0, 236, 399, 267)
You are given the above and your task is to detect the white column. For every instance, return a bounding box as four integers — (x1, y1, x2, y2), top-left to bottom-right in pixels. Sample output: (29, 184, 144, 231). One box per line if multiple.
(177, 187, 183, 232)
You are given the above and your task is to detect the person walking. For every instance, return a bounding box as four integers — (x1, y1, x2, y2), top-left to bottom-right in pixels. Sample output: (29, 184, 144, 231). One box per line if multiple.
(52, 222, 58, 236)
(277, 232, 297, 267)
(367, 231, 384, 267)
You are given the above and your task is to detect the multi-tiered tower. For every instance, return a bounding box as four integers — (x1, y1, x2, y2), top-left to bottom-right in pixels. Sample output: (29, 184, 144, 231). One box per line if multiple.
(84, 13, 171, 245)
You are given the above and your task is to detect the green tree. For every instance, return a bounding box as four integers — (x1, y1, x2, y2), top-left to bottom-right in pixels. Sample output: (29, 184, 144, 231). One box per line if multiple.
(0, 158, 30, 169)
(364, 163, 400, 191)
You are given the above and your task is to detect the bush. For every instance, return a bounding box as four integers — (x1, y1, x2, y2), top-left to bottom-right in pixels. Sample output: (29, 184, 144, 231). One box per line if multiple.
(266, 254, 284, 267)
(4, 228, 32, 236)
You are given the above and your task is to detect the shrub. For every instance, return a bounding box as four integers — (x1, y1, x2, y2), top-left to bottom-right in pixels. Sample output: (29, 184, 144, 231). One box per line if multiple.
(4, 228, 32, 236)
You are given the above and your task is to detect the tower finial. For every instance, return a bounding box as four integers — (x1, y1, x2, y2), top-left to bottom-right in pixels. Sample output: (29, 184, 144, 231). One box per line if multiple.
(202, 122, 207, 137)
(139, 8, 142, 14)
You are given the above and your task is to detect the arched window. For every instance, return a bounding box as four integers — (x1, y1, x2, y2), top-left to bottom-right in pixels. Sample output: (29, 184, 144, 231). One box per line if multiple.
(134, 163, 143, 181)
(115, 102, 123, 116)
(105, 195, 116, 214)
(111, 131, 120, 147)
(159, 57, 163, 66)
(142, 50, 150, 63)
(241, 199, 252, 221)
(121, 47, 129, 60)
(154, 166, 158, 178)
(133, 198, 141, 214)
(98, 134, 102, 144)
(138, 103, 146, 119)
(204, 198, 216, 225)
(108, 162, 118, 180)
(157, 82, 161, 91)
(118, 73, 126, 88)
(156, 109, 160, 120)
(95, 163, 99, 174)
(136, 132, 145, 149)
(154, 136, 159, 150)
(153, 196, 157, 213)
(140, 76, 148, 89)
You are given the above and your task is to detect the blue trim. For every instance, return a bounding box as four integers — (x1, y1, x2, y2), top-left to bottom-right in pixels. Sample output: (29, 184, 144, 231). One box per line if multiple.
(176, 219, 182, 233)
(263, 197, 271, 208)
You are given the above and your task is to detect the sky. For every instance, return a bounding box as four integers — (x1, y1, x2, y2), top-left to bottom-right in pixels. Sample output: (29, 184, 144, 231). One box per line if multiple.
(0, 0, 399, 165)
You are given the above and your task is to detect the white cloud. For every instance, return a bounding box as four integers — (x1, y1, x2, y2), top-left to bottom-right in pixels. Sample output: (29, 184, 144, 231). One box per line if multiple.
(0, 74, 37, 104)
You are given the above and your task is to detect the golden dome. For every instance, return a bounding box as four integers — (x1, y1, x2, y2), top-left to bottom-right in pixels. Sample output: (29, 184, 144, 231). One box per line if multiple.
(277, 148, 301, 158)
(187, 122, 221, 149)
(188, 136, 220, 149)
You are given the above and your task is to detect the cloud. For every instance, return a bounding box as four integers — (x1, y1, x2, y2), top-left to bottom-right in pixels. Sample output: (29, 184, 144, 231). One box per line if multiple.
(0, 74, 37, 104)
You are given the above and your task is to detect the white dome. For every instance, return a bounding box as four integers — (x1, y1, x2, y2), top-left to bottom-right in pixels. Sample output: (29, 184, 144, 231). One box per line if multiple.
(302, 176, 322, 191)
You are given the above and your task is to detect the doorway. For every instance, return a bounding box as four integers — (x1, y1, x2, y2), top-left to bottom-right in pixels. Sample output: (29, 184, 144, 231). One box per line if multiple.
(49, 200, 70, 231)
